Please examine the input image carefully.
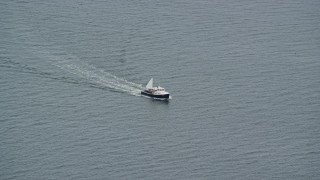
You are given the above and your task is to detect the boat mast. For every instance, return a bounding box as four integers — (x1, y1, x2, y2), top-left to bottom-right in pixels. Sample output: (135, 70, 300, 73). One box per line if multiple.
(146, 78, 153, 89)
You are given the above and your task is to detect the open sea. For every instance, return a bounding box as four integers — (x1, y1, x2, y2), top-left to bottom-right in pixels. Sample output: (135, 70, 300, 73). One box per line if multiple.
(1, 0, 320, 179)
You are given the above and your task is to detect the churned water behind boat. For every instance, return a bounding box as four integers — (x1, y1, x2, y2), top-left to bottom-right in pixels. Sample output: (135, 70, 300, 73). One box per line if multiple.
(1, 0, 319, 179)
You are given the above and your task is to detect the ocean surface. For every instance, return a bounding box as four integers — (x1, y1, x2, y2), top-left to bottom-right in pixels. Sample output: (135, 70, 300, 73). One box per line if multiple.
(1, 0, 319, 179)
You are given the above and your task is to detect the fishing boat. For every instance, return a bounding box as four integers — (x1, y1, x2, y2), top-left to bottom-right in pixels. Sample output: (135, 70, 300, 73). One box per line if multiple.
(141, 78, 170, 99)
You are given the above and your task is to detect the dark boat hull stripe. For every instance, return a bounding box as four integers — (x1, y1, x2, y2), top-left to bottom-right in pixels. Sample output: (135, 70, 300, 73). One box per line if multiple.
(141, 91, 170, 99)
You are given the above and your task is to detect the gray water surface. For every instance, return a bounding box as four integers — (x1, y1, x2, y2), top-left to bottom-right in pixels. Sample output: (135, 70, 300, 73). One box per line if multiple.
(1, 0, 320, 179)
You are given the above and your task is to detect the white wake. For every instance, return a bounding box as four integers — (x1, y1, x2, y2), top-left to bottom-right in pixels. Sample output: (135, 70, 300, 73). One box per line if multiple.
(34, 49, 144, 96)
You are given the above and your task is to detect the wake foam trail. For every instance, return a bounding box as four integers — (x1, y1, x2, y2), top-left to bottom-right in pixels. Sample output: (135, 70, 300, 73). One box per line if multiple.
(55, 62, 144, 96)
(34, 49, 144, 96)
